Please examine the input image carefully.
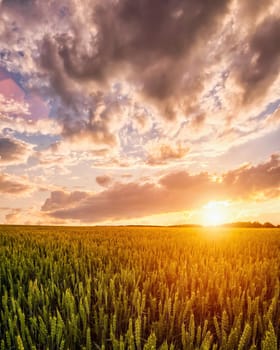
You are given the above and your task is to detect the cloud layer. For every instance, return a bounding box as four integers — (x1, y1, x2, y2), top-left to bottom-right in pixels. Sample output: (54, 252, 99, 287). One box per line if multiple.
(42, 154, 280, 222)
(0, 137, 31, 164)
(0, 173, 30, 194)
(1, 0, 279, 156)
(0, 1, 280, 225)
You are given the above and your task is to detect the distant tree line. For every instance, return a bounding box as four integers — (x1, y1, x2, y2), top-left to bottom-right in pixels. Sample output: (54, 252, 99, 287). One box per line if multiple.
(221, 221, 280, 228)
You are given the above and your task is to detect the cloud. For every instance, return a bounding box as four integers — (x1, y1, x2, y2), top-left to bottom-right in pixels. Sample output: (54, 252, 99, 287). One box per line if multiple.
(34, 139, 116, 171)
(5, 208, 21, 224)
(63, 0, 230, 77)
(235, 16, 280, 105)
(0, 78, 57, 136)
(237, 0, 276, 28)
(0, 0, 280, 171)
(38, 0, 232, 121)
(41, 190, 90, 211)
(59, 94, 122, 146)
(0, 173, 30, 194)
(37, 45, 127, 146)
(0, 93, 29, 118)
(42, 154, 280, 222)
(0, 136, 32, 165)
(131, 113, 153, 134)
(1, 0, 280, 227)
(3, 207, 67, 226)
(145, 141, 189, 166)
(96, 175, 112, 187)
(223, 154, 280, 198)
(268, 108, 280, 124)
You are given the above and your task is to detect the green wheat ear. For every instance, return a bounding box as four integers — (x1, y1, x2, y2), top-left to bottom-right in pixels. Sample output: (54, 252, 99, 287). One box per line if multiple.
(16, 335, 25, 350)
(238, 323, 251, 350)
(86, 327, 92, 350)
(144, 331, 157, 350)
(135, 316, 141, 350)
(261, 321, 277, 350)
(249, 345, 257, 350)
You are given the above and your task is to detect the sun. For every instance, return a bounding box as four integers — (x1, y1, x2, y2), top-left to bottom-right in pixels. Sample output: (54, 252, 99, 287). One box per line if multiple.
(203, 201, 229, 226)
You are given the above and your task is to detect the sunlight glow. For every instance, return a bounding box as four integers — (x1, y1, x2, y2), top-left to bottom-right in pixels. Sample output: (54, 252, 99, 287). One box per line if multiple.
(202, 201, 230, 226)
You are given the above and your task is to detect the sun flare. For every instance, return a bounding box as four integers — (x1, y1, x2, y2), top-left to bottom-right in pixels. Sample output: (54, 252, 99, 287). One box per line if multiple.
(203, 201, 229, 226)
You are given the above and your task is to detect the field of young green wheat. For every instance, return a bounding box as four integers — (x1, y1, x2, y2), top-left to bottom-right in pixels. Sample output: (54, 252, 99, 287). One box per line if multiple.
(0, 225, 279, 349)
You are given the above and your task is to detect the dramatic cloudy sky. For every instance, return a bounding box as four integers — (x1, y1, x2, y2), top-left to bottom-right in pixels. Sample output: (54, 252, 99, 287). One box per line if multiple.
(0, 0, 280, 225)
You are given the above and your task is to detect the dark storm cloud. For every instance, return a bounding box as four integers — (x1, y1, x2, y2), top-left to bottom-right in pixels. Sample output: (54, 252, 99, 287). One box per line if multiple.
(2, 0, 34, 6)
(0, 0, 46, 30)
(0, 173, 29, 194)
(1, 0, 36, 14)
(240, 0, 275, 22)
(0, 0, 65, 23)
(236, 16, 280, 104)
(40, 0, 232, 120)
(40, 37, 74, 106)
(42, 154, 280, 222)
(60, 0, 231, 80)
(0, 137, 30, 164)
(1, 0, 279, 150)
(58, 94, 120, 146)
(39, 38, 120, 146)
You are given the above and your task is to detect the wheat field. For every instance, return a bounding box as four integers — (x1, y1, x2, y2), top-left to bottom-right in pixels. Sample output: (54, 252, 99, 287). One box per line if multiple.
(0, 225, 279, 349)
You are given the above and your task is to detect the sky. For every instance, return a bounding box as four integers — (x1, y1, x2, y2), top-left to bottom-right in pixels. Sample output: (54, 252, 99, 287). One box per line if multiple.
(0, 0, 280, 226)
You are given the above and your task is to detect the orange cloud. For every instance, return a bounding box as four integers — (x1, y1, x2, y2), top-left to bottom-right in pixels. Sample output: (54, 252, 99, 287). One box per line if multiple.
(96, 175, 112, 187)
(41, 191, 90, 211)
(42, 154, 280, 222)
(0, 173, 30, 194)
(223, 154, 280, 197)
(146, 142, 189, 166)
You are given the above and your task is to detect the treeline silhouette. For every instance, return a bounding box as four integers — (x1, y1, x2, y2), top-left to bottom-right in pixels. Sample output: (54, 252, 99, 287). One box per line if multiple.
(221, 221, 280, 228)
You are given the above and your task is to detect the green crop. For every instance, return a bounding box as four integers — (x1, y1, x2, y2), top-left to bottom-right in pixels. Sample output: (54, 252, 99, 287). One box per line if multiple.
(0, 225, 279, 349)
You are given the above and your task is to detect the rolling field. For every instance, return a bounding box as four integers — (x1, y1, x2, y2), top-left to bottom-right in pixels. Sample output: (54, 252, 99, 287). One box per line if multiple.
(0, 225, 280, 350)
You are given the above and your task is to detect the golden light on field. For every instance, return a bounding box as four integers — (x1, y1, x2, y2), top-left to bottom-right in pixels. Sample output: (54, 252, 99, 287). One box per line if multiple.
(202, 201, 230, 226)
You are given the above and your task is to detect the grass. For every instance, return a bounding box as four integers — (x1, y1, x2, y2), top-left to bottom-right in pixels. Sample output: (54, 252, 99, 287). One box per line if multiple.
(0, 225, 280, 349)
